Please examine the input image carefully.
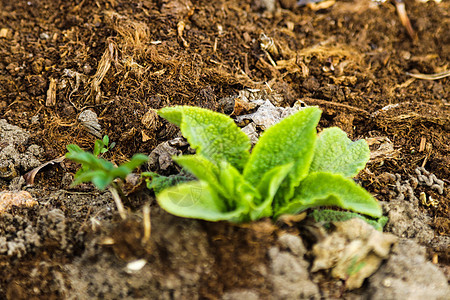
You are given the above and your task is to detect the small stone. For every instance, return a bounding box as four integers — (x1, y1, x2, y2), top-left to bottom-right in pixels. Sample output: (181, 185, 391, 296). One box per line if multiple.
(0, 191, 38, 214)
(368, 239, 449, 299)
(277, 234, 307, 257)
(31, 58, 45, 74)
(303, 76, 320, 91)
(0, 28, 12, 39)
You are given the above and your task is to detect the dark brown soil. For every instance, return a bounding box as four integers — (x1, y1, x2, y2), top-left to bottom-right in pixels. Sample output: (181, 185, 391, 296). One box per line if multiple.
(0, 0, 448, 298)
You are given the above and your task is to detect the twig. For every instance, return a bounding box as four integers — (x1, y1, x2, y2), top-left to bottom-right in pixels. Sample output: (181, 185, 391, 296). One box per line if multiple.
(406, 70, 450, 80)
(395, 0, 418, 41)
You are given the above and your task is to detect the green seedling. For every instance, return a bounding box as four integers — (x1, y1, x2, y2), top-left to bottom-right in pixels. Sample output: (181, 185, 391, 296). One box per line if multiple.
(150, 105, 382, 223)
(66, 136, 148, 219)
(93, 135, 116, 156)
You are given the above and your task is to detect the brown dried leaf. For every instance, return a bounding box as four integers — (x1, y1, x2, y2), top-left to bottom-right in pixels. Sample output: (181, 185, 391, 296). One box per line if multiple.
(23, 155, 66, 186)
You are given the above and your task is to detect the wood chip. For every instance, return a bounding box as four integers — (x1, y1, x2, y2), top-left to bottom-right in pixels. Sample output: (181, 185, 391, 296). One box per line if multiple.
(419, 136, 426, 152)
(46, 78, 57, 106)
(141, 109, 158, 129)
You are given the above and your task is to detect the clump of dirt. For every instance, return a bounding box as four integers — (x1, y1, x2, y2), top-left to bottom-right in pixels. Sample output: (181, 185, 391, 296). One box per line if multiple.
(0, 207, 82, 298)
(0, 120, 43, 189)
(368, 239, 449, 299)
(201, 220, 277, 297)
(66, 208, 276, 299)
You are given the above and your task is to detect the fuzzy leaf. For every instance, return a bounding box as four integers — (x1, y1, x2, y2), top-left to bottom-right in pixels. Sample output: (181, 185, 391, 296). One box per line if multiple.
(275, 172, 382, 218)
(244, 107, 321, 205)
(156, 181, 248, 222)
(142, 172, 192, 195)
(158, 106, 251, 170)
(174, 155, 224, 194)
(310, 127, 370, 177)
(217, 161, 258, 213)
(250, 163, 293, 220)
(310, 209, 388, 231)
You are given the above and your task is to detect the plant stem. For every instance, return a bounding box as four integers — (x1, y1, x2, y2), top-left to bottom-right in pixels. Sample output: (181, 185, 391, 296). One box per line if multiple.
(142, 203, 151, 243)
(113, 181, 132, 206)
(108, 186, 127, 219)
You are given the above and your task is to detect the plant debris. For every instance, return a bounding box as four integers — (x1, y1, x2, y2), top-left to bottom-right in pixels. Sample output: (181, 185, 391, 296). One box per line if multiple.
(312, 218, 397, 290)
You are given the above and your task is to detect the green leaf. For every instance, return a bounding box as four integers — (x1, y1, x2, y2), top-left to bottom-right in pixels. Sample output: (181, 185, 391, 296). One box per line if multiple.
(67, 144, 83, 153)
(66, 150, 115, 172)
(217, 161, 258, 213)
(275, 172, 382, 218)
(91, 172, 114, 190)
(250, 163, 293, 220)
(174, 155, 224, 195)
(244, 107, 321, 206)
(142, 172, 192, 194)
(117, 154, 149, 174)
(158, 106, 251, 170)
(110, 155, 148, 180)
(310, 127, 370, 177)
(71, 169, 112, 190)
(310, 209, 388, 231)
(93, 140, 103, 156)
(156, 181, 248, 222)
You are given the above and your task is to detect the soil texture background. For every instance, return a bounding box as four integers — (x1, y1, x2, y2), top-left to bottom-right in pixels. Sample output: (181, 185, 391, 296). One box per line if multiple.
(0, 0, 449, 298)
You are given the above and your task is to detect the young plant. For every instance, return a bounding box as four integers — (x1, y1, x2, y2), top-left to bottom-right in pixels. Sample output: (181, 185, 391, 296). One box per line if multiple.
(151, 106, 382, 223)
(66, 136, 148, 219)
(93, 135, 116, 156)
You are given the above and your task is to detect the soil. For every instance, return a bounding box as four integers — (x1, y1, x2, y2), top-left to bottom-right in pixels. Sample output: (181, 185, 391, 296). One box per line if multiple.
(0, 0, 449, 298)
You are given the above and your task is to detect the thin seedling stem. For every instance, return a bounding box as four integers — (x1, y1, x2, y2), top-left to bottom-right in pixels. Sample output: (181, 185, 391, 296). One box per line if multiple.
(108, 186, 127, 219)
(142, 203, 151, 243)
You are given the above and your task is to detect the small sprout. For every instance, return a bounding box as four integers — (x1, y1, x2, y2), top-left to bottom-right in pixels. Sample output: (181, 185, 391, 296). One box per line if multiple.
(66, 135, 148, 219)
(93, 134, 116, 156)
